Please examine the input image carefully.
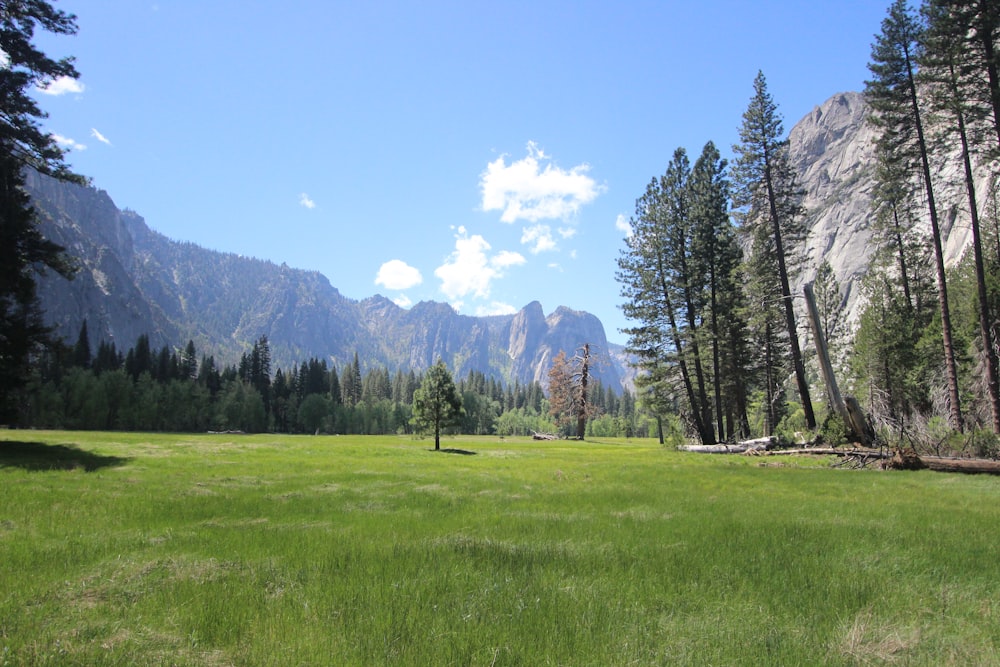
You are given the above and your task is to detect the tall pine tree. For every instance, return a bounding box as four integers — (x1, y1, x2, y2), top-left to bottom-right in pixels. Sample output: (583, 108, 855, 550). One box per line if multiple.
(0, 1, 83, 420)
(865, 0, 963, 430)
(732, 71, 815, 430)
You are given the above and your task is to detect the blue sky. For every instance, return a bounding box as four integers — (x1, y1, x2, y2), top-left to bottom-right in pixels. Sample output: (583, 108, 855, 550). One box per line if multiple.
(34, 0, 888, 344)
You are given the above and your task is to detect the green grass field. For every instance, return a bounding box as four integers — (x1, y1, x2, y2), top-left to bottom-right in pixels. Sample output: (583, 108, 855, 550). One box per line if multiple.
(1, 431, 999, 666)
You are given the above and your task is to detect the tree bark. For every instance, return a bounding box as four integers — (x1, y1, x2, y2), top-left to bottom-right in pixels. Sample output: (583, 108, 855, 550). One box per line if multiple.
(762, 149, 816, 430)
(905, 43, 964, 430)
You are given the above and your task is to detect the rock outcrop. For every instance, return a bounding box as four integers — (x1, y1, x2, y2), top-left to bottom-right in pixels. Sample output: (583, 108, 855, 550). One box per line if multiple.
(788, 90, 995, 329)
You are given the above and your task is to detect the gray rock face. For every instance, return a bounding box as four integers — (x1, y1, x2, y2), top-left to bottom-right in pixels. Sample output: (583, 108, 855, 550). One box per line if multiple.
(505, 302, 617, 388)
(787, 90, 993, 330)
(27, 172, 628, 390)
(788, 91, 877, 326)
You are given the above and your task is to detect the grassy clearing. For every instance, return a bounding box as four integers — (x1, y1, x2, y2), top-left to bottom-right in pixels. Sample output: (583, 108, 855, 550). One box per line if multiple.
(1, 431, 999, 665)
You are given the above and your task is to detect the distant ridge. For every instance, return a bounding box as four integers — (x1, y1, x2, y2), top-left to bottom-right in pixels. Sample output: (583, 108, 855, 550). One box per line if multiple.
(27, 170, 631, 390)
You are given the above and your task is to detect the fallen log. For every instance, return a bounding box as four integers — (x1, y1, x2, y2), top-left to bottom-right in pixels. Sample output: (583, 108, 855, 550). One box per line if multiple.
(680, 437, 775, 454)
(906, 456, 1000, 475)
(531, 431, 558, 441)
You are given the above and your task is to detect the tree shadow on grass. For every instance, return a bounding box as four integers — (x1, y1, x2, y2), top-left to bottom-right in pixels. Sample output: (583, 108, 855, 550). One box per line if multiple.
(436, 448, 477, 455)
(0, 440, 129, 472)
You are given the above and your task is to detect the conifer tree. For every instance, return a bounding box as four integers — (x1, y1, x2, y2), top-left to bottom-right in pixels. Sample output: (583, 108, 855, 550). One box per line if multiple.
(922, 0, 1000, 431)
(865, 0, 963, 430)
(689, 141, 748, 440)
(411, 359, 463, 450)
(0, 1, 83, 419)
(72, 320, 91, 369)
(617, 162, 714, 444)
(732, 71, 815, 430)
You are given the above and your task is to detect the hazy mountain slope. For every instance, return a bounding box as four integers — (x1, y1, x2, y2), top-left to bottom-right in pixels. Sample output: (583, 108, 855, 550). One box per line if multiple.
(27, 171, 625, 389)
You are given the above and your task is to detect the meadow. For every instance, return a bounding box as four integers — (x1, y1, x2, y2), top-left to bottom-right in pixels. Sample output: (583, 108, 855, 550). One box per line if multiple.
(1, 431, 999, 666)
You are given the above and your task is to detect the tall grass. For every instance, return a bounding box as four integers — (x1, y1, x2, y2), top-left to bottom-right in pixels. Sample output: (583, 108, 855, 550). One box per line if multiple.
(1, 431, 999, 665)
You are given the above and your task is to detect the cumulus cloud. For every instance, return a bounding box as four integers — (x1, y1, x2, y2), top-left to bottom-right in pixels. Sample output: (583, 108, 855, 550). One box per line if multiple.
(37, 76, 84, 96)
(491, 250, 527, 269)
(299, 193, 316, 209)
(90, 128, 111, 145)
(615, 213, 633, 237)
(375, 259, 423, 290)
(52, 133, 85, 151)
(480, 141, 604, 224)
(393, 294, 413, 308)
(521, 224, 557, 254)
(434, 226, 525, 301)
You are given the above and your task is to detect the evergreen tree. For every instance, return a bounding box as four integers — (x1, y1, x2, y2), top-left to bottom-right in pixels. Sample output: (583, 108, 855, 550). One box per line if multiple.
(922, 0, 1000, 432)
(411, 359, 463, 450)
(617, 167, 714, 444)
(328, 365, 342, 405)
(126, 334, 153, 381)
(179, 340, 198, 380)
(865, 0, 963, 429)
(689, 140, 749, 440)
(0, 2, 83, 419)
(72, 320, 91, 369)
(732, 71, 815, 430)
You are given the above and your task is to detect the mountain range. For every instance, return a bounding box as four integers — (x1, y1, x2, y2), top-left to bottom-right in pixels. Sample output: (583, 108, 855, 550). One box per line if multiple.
(28, 89, 993, 392)
(27, 168, 631, 390)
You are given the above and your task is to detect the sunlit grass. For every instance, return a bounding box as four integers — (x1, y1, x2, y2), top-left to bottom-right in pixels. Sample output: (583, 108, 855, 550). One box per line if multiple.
(1, 430, 999, 665)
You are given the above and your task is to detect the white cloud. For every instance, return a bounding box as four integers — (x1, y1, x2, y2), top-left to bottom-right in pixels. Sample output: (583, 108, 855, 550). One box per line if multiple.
(52, 134, 85, 151)
(375, 259, 423, 290)
(491, 249, 527, 269)
(615, 213, 633, 237)
(37, 76, 84, 96)
(393, 294, 413, 308)
(299, 193, 316, 209)
(435, 227, 523, 301)
(90, 128, 112, 145)
(558, 226, 576, 239)
(480, 141, 604, 224)
(476, 302, 517, 316)
(521, 224, 557, 254)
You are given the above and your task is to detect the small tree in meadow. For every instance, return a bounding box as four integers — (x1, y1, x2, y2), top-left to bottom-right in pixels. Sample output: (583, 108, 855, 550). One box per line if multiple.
(412, 360, 463, 450)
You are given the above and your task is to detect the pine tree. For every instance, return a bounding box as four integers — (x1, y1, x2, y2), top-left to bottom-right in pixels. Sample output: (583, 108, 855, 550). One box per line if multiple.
(72, 320, 91, 369)
(922, 0, 1000, 432)
(689, 141, 749, 440)
(411, 359, 463, 450)
(0, 2, 83, 419)
(865, 0, 963, 430)
(617, 165, 714, 444)
(732, 71, 815, 431)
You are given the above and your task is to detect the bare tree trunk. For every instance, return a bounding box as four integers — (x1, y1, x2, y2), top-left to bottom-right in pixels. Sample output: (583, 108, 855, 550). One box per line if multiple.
(762, 152, 816, 430)
(952, 81, 1000, 432)
(905, 47, 964, 430)
(657, 263, 712, 444)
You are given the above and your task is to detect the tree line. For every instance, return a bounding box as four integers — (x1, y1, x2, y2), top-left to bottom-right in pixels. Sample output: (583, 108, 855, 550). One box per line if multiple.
(12, 324, 654, 439)
(618, 0, 1000, 451)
